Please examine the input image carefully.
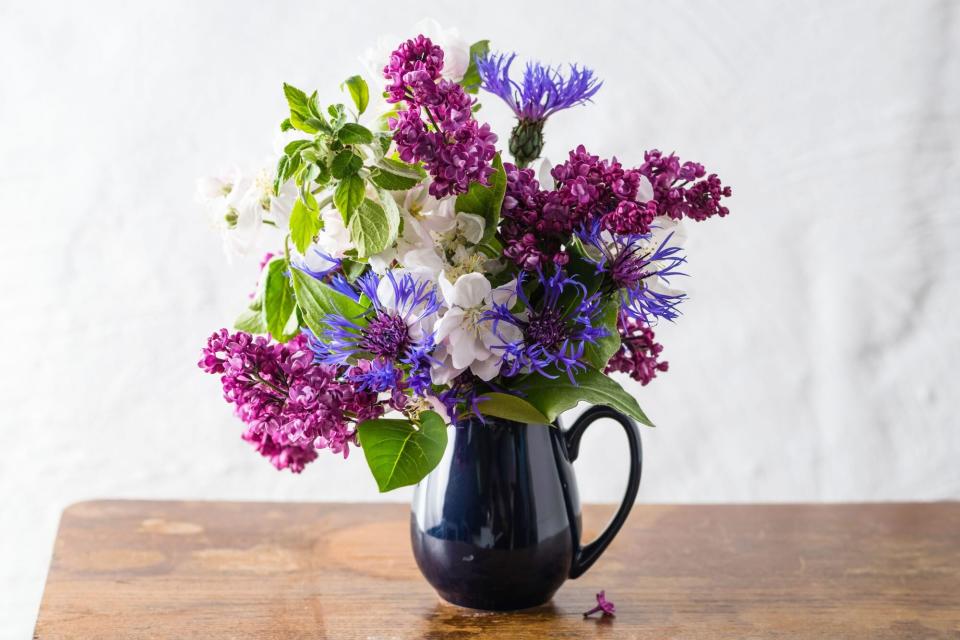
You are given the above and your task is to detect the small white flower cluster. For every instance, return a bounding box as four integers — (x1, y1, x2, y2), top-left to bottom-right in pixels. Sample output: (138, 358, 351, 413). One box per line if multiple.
(368, 178, 522, 384)
(195, 166, 296, 260)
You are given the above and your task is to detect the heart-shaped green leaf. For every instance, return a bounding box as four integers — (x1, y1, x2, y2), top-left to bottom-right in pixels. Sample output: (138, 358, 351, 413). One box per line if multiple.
(357, 411, 448, 492)
(476, 392, 551, 425)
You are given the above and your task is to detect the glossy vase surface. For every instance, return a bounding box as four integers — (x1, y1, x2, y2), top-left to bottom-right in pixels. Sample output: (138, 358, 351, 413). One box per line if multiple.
(410, 405, 642, 611)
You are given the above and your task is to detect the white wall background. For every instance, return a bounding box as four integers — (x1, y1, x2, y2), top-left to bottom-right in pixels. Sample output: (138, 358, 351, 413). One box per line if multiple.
(1, 0, 958, 636)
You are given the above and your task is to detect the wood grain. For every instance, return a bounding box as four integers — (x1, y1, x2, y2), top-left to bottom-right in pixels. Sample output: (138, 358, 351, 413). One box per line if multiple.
(33, 501, 960, 639)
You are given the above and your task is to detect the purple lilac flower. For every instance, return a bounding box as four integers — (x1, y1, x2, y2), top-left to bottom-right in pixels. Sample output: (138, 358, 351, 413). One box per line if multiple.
(577, 219, 687, 323)
(477, 52, 601, 167)
(638, 149, 732, 222)
(308, 271, 440, 394)
(384, 35, 498, 198)
(582, 590, 616, 618)
(605, 314, 669, 385)
(199, 330, 384, 472)
(499, 162, 574, 269)
(551, 145, 652, 235)
(486, 269, 607, 383)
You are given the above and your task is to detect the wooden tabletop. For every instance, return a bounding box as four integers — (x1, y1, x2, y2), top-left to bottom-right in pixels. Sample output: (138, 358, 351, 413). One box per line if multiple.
(34, 501, 960, 639)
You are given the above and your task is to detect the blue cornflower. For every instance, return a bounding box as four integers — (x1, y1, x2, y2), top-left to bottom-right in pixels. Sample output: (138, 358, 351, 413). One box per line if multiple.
(577, 220, 687, 323)
(486, 269, 608, 383)
(308, 271, 441, 392)
(477, 52, 602, 167)
(292, 247, 341, 280)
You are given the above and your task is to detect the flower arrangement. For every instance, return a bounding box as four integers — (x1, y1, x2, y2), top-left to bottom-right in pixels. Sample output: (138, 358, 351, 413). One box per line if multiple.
(197, 23, 731, 491)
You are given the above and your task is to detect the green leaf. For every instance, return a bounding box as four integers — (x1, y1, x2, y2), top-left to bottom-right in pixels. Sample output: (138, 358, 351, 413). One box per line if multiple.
(280, 118, 293, 132)
(376, 157, 426, 180)
(342, 75, 370, 115)
(290, 268, 368, 337)
(338, 122, 374, 145)
(459, 40, 490, 94)
(331, 150, 363, 179)
(357, 411, 448, 492)
(376, 187, 401, 245)
(477, 392, 550, 425)
(340, 258, 367, 282)
(348, 196, 399, 258)
(582, 297, 621, 369)
(519, 367, 654, 426)
(328, 103, 347, 131)
(333, 174, 365, 216)
(283, 83, 327, 134)
(289, 195, 321, 253)
(283, 83, 309, 115)
(234, 306, 266, 333)
(455, 153, 506, 243)
(263, 259, 297, 342)
(370, 168, 420, 191)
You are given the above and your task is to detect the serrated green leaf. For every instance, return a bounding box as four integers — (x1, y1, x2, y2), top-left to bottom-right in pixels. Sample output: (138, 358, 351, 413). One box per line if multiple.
(376, 157, 426, 179)
(459, 40, 490, 94)
(284, 139, 311, 155)
(331, 150, 363, 179)
(370, 168, 419, 190)
(328, 103, 347, 131)
(334, 174, 365, 216)
(263, 259, 297, 342)
(455, 153, 506, 243)
(477, 392, 550, 425)
(582, 297, 622, 370)
(519, 367, 654, 426)
(338, 122, 374, 145)
(283, 83, 309, 114)
(348, 197, 397, 258)
(290, 267, 368, 338)
(289, 195, 321, 253)
(357, 411, 448, 492)
(342, 75, 370, 115)
(375, 187, 401, 246)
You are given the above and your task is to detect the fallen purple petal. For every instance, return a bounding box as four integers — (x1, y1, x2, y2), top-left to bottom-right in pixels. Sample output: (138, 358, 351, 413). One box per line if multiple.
(583, 590, 616, 618)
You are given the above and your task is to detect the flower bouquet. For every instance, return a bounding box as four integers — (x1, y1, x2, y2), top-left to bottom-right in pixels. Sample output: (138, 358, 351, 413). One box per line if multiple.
(197, 21, 731, 609)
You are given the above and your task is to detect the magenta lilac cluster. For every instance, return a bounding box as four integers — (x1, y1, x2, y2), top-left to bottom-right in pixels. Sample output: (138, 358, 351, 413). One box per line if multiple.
(498, 146, 655, 269)
(639, 150, 732, 222)
(606, 315, 669, 386)
(199, 330, 384, 472)
(385, 35, 497, 198)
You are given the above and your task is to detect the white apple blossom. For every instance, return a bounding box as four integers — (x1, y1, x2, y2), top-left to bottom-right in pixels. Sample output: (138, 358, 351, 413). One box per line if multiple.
(431, 272, 520, 382)
(196, 169, 263, 259)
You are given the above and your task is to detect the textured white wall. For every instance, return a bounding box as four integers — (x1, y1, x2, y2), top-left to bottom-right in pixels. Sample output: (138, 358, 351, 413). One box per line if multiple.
(1, 0, 958, 636)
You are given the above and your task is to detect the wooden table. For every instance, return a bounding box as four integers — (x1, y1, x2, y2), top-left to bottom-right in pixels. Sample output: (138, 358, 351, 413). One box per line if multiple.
(34, 501, 960, 639)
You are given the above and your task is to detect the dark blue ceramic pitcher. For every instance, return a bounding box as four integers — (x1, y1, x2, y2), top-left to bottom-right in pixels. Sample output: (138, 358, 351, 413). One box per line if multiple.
(410, 405, 642, 610)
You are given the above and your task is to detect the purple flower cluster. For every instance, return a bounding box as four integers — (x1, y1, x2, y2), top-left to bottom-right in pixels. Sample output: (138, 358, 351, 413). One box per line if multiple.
(551, 145, 654, 235)
(638, 150, 732, 222)
(487, 269, 607, 382)
(308, 271, 440, 395)
(199, 330, 383, 472)
(500, 145, 731, 272)
(499, 146, 653, 269)
(577, 220, 687, 323)
(605, 314, 669, 385)
(385, 35, 497, 198)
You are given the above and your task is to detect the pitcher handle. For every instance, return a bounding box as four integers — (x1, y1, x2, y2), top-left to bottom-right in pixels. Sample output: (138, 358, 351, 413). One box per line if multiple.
(563, 405, 643, 579)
